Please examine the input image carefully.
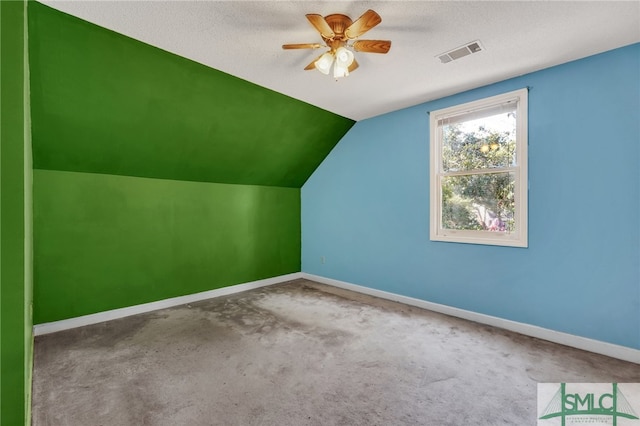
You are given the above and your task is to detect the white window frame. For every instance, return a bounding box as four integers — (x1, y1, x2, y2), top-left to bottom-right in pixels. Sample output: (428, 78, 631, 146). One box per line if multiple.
(429, 88, 528, 247)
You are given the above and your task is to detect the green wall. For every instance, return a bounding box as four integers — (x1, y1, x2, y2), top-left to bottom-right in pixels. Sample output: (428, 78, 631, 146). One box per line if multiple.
(34, 171, 300, 323)
(1, 0, 33, 424)
(28, 2, 354, 187)
(29, 2, 351, 325)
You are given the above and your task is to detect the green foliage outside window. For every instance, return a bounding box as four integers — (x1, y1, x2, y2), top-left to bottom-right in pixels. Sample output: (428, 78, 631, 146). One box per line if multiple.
(441, 122, 516, 232)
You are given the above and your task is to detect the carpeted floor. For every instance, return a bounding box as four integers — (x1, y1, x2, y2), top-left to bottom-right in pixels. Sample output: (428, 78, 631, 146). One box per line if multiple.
(32, 279, 639, 425)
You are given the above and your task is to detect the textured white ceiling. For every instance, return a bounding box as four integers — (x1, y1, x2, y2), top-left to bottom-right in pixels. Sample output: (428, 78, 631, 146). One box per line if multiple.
(40, 1, 640, 121)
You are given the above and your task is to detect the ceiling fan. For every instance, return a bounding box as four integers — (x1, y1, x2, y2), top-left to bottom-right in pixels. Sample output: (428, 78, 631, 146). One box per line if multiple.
(282, 9, 391, 78)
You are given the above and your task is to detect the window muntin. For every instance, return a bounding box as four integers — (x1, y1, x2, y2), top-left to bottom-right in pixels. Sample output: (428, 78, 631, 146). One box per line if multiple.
(430, 89, 528, 247)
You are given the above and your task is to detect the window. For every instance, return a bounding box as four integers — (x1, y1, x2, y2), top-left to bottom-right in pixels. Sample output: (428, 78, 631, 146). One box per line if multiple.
(430, 88, 528, 247)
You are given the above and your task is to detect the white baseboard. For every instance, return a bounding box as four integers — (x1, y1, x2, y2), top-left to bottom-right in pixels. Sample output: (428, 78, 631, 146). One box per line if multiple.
(33, 271, 640, 364)
(33, 272, 304, 336)
(301, 273, 640, 364)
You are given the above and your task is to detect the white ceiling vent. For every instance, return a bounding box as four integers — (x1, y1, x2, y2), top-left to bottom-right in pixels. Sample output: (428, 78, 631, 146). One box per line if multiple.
(437, 40, 483, 64)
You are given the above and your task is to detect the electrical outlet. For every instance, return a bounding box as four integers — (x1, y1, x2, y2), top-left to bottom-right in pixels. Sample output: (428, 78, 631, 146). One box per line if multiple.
(321, 256, 326, 264)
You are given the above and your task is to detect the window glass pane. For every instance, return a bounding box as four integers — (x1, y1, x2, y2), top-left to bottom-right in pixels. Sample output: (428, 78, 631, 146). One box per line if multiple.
(441, 172, 515, 232)
(442, 109, 517, 172)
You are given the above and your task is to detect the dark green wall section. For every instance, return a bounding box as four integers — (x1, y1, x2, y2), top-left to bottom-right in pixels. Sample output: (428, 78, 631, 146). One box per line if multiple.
(29, 1, 351, 325)
(28, 2, 354, 188)
(1, 0, 33, 424)
(34, 170, 301, 324)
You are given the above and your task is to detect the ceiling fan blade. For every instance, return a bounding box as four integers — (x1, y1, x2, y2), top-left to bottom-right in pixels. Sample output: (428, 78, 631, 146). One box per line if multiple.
(353, 40, 391, 54)
(282, 43, 323, 50)
(348, 59, 359, 73)
(345, 9, 381, 39)
(306, 14, 335, 39)
(304, 53, 325, 70)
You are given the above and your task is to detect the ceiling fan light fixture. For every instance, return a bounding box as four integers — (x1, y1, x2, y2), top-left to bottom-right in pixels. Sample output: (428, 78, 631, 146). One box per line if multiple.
(284, 10, 390, 78)
(315, 51, 334, 75)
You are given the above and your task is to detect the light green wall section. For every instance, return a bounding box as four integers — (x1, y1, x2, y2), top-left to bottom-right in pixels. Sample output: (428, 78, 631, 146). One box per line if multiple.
(1, 0, 33, 424)
(24, 0, 34, 421)
(28, 2, 354, 187)
(33, 170, 300, 324)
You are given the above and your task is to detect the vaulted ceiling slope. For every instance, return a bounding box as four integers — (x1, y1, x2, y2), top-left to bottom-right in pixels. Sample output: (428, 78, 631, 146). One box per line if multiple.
(28, 2, 354, 188)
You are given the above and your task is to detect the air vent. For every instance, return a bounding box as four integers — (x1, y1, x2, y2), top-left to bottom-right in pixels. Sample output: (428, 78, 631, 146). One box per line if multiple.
(437, 40, 483, 64)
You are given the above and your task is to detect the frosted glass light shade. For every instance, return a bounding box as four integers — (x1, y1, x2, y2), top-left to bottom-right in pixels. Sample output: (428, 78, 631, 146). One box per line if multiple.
(333, 63, 349, 78)
(333, 47, 354, 78)
(335, 47, 354, 67)
(315, 52, 334, 75)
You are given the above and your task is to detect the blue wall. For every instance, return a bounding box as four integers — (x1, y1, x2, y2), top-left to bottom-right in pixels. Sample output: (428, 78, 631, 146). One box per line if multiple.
(302, 43, 640, 350)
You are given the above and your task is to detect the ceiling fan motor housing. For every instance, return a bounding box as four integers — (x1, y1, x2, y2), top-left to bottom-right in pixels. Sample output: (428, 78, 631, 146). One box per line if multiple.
(323, 14, 353, 45)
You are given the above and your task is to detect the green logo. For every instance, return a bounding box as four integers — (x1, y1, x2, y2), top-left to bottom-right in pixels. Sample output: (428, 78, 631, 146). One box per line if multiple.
(539, 383, 639, 426)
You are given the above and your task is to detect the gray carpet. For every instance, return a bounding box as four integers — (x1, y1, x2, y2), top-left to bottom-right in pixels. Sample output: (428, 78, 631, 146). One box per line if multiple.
(32, 279, 639, 425)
